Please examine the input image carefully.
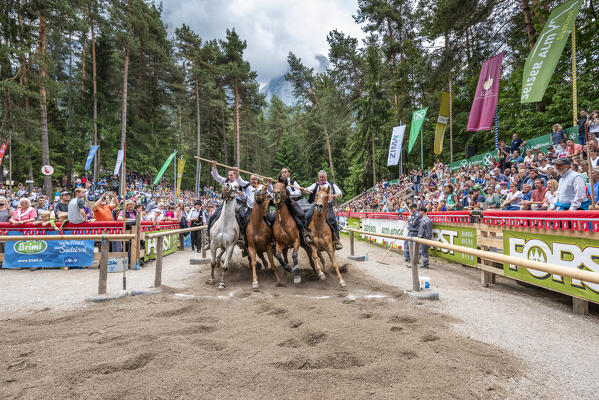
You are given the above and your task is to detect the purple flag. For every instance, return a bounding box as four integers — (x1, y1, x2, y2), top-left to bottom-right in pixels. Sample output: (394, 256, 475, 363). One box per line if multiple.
(467, 52, 504, 132)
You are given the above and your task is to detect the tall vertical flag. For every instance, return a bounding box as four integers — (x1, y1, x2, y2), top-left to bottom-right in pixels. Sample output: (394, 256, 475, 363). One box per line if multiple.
(0, 142, 7, 167)
(84, 145, 99, 171)
(387, 125, 406, 166)
(408, 108, 428, 153)
(434, 92, 450, 154)
(521, 0, 583, 103)
(571, 25, 578, 125)
(154, 151, 177, 185)
(176, 158, 186, 197)
(113, 150, 124, 176)
(467, 52, 504, 131)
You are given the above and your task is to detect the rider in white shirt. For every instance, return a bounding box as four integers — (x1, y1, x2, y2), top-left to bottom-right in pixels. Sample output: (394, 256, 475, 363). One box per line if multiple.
(304, 170, 343, 250)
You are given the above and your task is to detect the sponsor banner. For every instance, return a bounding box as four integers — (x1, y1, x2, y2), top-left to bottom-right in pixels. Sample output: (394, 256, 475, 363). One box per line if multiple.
(447, 126, 577, 171)
(434, 92, 450, 154)
(361, 218, 407, 249)
(145, 231, 178, 261)
(347, 217, 361, 232)
(114, 149, 124, 176)
(430, 224, 477, 266)
(84, 145, 99, 171)
(467, 52, 504, 132)
(338, 215, 347, 231)
(503, 231, 599, 303)
(184, 233, 192, 249)
(408, 108, 428, 153)
(387, 125, 406, 166)
(154, 151, 177, 185)
(3, 230, 94, 269)
(176, 158, 186, 197)
(0, 142, 7, 167)
(521, 0, 583, 103)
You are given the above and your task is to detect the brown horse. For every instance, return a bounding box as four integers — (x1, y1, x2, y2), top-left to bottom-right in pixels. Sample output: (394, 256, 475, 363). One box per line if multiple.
(271, 182, 313, 284)
(246, 184, 282, 289)
(309, 185, 345, 287)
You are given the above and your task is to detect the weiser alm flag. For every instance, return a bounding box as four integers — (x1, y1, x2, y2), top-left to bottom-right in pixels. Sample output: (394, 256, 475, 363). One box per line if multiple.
(0, 142, 7, 167)
(434, 92, 450, 154)
(387, 125, 406, 166)
(176, 158, 186, 197)
(521, 0, 583, 103)
(408, 108, 428, 153)
(84, 145, 99, 171)
(153, 151, 177, 185)
(113, 150, 124, 176)
(467, 52, 504, 132)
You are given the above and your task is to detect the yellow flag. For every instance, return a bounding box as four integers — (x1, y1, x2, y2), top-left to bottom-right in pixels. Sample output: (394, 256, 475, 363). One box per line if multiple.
(176, 158, 185, 197)
(434, 92, 450, 154)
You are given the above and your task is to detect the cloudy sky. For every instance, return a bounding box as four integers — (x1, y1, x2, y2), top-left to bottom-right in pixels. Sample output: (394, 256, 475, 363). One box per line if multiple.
(160, 0, 365, 85)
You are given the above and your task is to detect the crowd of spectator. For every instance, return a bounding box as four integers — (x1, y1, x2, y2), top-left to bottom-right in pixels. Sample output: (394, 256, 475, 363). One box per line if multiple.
(343, 111, 599, 213)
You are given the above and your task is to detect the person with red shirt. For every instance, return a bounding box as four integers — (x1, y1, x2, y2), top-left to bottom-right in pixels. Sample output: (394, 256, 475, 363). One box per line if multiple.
(566, 139, 583, 158)
(530, 178, 548, 210)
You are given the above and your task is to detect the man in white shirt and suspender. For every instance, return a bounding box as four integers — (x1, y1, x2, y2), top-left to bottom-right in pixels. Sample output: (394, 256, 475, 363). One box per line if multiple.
(188, 200, 203, 252)
(236, 173, 262, 255)
(304, 170, 343, 250)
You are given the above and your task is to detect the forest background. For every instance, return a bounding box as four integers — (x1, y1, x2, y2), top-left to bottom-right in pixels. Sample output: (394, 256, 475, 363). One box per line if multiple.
(0, 0, 598, 198)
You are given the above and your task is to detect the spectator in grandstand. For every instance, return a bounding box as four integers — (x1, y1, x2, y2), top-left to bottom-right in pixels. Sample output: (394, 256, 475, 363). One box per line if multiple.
(35, 197, 48, 216)
(468, 187, 486, 210)
(546, 145, 557, 160)
(443, 185, 459, 210)
(53, 190, 70, 215)
(497, 141, 510, 171)
(92, 192, 118, 221)
(542, 179, 559, 210)
(502, 184, 522, 210)
(537, 157, 550, 173)
(33, 211, 52, 226)
(117, 201, 137, 221)
(417, 207, 433, 269)
(510, 133, 527, 154)
(523, 148, 535, 165)
(151, 208, 164, 223)
(552, 158, 589, 210)
(528, 179, 548, 210)
(566, 139, 583, 159)
(410, 169, 422, 194)
(551, 124, 568, 154)
(10, 198, 37, 225)
(586, 110, 599, 139)
(519, 184, 533, 210)
(511, 149, 524, 164)
(577, 110, 588, 145)
(68, 188, 88, 224)
(485, 185, 502, 209)
(0, 196, 13, 222)
(135, 204, 151, 221)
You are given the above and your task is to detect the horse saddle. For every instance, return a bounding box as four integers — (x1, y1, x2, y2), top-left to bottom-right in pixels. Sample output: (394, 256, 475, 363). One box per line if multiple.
(263, 211, 275, 229)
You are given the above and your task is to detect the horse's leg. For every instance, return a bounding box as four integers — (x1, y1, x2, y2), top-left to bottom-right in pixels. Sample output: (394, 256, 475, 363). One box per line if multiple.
(327, 249, 345, 287)
(274, 242, 291, 272)
(318, 251, 326, 271)
(310, 245, 325, 280)
(257, 252, 268, 270)
(291, 242, 301, 284)
(283, 248, 289, 265)
(248, 245, 259, 289)
(218, 244, 235, 290)
(266, 246, 283, 286)
(302, 244, 318, 275)
(207, 246, 217, 284)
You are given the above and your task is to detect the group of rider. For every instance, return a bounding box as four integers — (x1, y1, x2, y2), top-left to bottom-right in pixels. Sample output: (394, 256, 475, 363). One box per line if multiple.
(203, 161, 343, 253)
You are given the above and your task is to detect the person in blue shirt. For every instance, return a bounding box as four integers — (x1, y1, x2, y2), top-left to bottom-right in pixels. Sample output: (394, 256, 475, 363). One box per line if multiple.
(511, 149, 524, 164)
(510, 133, 526, 154)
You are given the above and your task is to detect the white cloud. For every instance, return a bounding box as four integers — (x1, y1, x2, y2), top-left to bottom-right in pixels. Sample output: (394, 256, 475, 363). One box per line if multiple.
(161, 0, 365, 85)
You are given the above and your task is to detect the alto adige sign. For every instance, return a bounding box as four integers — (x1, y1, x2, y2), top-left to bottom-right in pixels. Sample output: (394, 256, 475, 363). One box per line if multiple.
(504, 231, 599, 303)
(430, 224, 477, 266)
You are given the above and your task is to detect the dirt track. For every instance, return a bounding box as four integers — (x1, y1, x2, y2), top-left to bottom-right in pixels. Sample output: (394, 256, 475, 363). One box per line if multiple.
(0, 252, 522, 399)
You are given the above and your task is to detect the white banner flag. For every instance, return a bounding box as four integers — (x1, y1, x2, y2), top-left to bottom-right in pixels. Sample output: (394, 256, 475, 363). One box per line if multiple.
(387, 125, 406, 166)
(114, 149, 124, 176)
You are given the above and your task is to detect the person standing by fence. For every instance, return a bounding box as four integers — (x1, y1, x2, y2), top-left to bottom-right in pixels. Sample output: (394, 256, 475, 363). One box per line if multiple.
(417, 207, 433, 269)
(404, 204, 420, 268)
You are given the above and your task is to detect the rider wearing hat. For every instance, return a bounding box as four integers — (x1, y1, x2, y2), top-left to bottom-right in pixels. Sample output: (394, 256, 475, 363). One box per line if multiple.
(304, 170, 343, 250)
(553, 158, 590, 210)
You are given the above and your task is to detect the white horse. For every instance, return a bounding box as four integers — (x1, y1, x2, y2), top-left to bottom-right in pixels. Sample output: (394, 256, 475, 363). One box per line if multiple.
(208, 183, 241, 289)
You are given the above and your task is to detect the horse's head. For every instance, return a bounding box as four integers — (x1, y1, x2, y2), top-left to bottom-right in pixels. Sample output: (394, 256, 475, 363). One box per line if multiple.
(314, 185, 330, 213)
(221, 183, 236, 201)
(271, 182, 288, 208)
(254, 184, 268, 205)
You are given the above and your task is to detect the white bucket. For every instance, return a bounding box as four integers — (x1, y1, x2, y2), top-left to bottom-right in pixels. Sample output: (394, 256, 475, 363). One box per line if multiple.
(419, 276, 431, 290)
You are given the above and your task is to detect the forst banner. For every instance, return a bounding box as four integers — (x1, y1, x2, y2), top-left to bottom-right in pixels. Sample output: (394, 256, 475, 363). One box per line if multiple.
(408, 108, 428, 153)
(521, 0, 583, 103)
(3, 231, 94, 268)
(430, 224, 477, 266)
(467, 52, 504, 131)
(434, 92, 450, 154)
(145, 232, 178, 261)
(503, 231, 599, 303)
(176, 158, 186, 197)
(387, 125, 406, 166)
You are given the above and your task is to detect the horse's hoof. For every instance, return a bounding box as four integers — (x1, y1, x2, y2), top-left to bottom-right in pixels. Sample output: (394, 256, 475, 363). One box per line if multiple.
(294, 275, 301, 284)
(339, 281, 346, 288)
(251, 282, 259, 290)
(256, 262, 263, 270)
(217, 282, 226, 290)
(319, 273, 326, 281)
(275, 282, 286, 287)
(206, 277, 215, 285)
(283, 264, 292, 272)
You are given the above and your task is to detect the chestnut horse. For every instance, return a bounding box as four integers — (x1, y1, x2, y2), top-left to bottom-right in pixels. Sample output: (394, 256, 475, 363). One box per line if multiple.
(246, 184, 282, 289)
(271, 182, 320, 284)
(309, 185, 345, 287)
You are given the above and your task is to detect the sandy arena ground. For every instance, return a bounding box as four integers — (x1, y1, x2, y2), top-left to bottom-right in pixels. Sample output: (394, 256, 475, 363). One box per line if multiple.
(1, 237, 598, 399)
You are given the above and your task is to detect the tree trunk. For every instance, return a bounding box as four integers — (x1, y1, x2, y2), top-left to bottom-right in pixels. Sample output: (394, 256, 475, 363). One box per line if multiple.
(521, 0, 537, 49)
(88, 0, 99, 182)
(38, 13, 52, 196)
(66, 34, 73, 187)
(177, 104, 182, 151)
(233, 77, 240, 168)
(371, 132, 376, 185)
(81, 40, 86, 92)
(120, 47, 129, 149)
(386, 17, 399, 108)
(195, 78, 201, 194)
(18, 0, 34, 191)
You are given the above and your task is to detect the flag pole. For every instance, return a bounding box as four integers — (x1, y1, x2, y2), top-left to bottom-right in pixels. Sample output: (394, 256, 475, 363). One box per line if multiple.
(420, 125, 423, 170)
(571, 25, 578, 126)
(173, 150, 177, 201)
(449, 72, 453, 163)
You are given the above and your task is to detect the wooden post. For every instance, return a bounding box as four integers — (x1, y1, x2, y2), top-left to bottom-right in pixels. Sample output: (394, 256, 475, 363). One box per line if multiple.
(154, 237, 163, 288)
(201, 228, 207, 258)
(132, 213, 142, 266)
(350, 230, 355, 256)
(481, 230, 491, 287)
(411, 241, 420, 291)
(98, 239, 109, 295)
(572, 297, 589, 315)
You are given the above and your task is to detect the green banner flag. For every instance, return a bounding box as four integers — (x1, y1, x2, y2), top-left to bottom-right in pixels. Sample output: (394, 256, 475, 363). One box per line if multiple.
(154, 151, 177, 185)
(521, 0, 583, 103)
(434, 92, 450, 154)
(408, 108, 428, 153)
